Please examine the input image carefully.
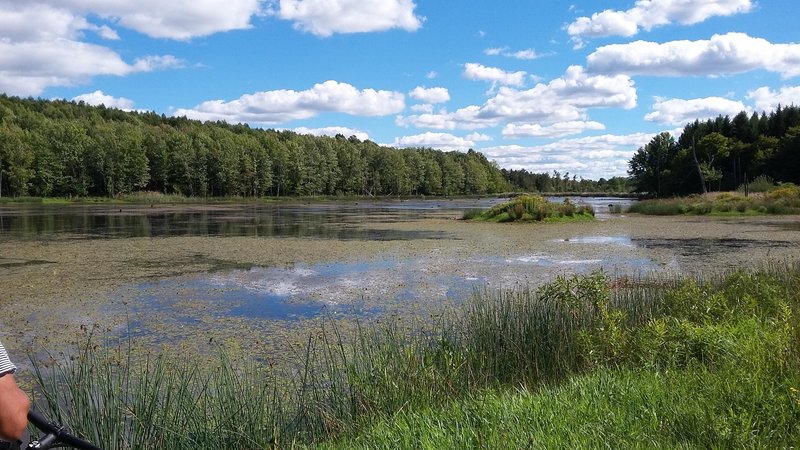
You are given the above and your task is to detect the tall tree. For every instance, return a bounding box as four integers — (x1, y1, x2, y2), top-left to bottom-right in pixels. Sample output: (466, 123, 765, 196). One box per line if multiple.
(628, 132, 677, 197)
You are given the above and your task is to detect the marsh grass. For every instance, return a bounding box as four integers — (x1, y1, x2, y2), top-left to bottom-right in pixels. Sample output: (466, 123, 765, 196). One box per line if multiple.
(28, 262, 800, 448)
(469, 194, 594, 223)
(630, 186, 800, 216)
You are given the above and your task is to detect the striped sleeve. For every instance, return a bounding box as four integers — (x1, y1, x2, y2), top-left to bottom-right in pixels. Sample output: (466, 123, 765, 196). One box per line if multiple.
(0, 340, 17, 376)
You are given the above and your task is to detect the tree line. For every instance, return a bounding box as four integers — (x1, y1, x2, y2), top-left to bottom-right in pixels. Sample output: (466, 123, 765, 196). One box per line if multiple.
(501, 169, 630, 193)
(0, 95, 509, 198)
(629, 105, 800, 197)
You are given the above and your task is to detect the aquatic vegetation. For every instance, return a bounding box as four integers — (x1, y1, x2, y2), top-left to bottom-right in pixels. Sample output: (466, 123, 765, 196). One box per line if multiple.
(630, 187, 800, 216)
(468, 194, 594, 223)
(29, 261, 800, 448)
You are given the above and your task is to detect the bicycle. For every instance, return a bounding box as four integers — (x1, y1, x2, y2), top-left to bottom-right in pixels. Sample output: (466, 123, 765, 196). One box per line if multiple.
(0, 410, 102, 450)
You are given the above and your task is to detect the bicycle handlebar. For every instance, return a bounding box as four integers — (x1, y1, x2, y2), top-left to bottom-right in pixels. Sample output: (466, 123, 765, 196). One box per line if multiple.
(26, 410, 102, 450)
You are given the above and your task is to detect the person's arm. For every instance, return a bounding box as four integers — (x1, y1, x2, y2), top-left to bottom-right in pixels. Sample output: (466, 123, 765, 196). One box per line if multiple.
(0, 341, 29, 441)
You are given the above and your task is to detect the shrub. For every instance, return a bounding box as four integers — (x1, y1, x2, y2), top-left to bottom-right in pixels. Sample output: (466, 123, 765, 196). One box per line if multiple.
(738, 175, 774, 193)
(766, 184, 800, 207)
(469, 195, 593, 223)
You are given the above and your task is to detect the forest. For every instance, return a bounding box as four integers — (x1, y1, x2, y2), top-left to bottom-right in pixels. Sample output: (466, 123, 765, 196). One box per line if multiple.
(501, 169, 630, 194)
(0, 95, 509, 198)
(628, 105, 800, 197)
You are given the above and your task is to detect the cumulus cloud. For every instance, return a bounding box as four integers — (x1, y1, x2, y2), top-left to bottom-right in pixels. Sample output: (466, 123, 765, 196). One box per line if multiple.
(502, 121, 606, 138)
(748, 86, 800, 112)
(644, 96, 748, 125)
(293, 126, 370, 141)
(61, 0, 263, 40)
(466, 132, 492, 142)
(410, 104, 434, 113)
(397, 66, 636, 132)
(463, 63, 527, 87)
(0, 39, 181, 96)
(481, 132, 656, 180)
(409, 86, 450, 104)
(392, 132, 480, 151)
(273, 0, 423, 36)
(479, 66, 637, 122)
(0, 2, 92, 42)
(484, 47, 540, 60)
(568, 0, 753, 47)
(588, 32, 800, 79)
(0, 1, 186, 95)
(396, 106, 497, 130)
(72, 90, 135, 110)
(174, 80, 405, 124)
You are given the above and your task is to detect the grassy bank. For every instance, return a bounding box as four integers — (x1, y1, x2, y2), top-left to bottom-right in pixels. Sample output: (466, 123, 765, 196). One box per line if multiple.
(630, 185, 800, 216)
(28, 262, 800, 448)
(464, 194, 595, 223)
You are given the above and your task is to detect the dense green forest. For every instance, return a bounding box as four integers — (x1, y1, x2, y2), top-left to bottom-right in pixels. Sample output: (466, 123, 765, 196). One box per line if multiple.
(0, 95, 509, 198)
(501, 168, 630, 193)
(629, 105, 800, 197)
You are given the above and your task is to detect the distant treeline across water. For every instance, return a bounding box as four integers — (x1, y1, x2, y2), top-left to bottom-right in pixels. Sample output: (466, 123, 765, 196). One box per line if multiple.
(1, 96, 638, 200)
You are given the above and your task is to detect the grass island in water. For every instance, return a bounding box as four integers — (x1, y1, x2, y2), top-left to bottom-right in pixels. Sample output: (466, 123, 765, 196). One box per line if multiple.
(464, 194, 595, 223)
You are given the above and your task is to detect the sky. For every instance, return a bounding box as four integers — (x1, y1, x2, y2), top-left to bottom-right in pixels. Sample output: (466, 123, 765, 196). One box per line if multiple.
(2, 0, 800, 180)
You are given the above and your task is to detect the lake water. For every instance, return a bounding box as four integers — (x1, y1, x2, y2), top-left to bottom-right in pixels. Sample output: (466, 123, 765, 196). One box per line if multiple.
(0, 196, 634, 241)
(3, 197, 799, 352)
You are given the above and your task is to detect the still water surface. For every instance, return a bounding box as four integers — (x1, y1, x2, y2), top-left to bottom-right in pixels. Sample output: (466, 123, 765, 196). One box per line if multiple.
(0, 197, 633, 241)
(4, 198, 653, 332)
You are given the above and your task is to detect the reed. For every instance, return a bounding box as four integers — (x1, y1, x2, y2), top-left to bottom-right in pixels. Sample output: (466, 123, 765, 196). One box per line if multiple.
(28, 261, 800, 448)
(630, 187, 800, 216)
(470, 194, 594, 223)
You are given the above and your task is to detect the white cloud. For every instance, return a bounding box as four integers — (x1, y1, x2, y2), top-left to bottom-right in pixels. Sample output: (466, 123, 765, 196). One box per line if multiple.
(479, 66, 637, 122)
(396, 106, 497, 130)
(502, 120, 606, 138)
(463, 63, 527, 87)
(392, 132, 479, 151)
(484, 47, 540, 60)
(481, 132, 656, 180)
(747, 86, 800, 112)
(0, 3, 91, 42)
(426, 71, 438, 79)
(409, 86, 450, 104)
(397, 66, 636, 131)
(293, 126, 370, 141)
(72, 90, 135, 110)
(644, 97, 748, 125)
(175, 80, 405, 124)
(273, 0, 423, 36)
(466, 132, 492, 142)
(568, 0, 753, 47)
(0, 1, 186, 95)
(588, 32, 800, 79)
(94, 25, 120, 40)
(62, 0, 263, 40)
(0, 40, 181, 96)
(410, 104, 434, 113)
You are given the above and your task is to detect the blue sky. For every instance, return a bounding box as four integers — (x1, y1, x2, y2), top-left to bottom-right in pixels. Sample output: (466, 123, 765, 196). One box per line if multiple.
(2, 0, 800, 180)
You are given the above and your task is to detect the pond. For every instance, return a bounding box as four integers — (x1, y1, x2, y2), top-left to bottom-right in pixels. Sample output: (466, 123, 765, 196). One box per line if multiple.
(1, 197, 798, 354)
(0, 196, 633, 241)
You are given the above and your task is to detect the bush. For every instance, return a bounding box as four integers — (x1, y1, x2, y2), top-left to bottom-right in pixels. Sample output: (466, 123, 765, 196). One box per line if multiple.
(738, 175, 774, 193)
(470, 195, 594, 223)
(766, 184, 800, 207)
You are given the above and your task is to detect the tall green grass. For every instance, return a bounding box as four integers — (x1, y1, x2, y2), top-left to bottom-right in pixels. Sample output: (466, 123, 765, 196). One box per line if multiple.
(468, 194, 594, 222)
(28, 262, 800, 448)
(630, 186, 800, 215)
